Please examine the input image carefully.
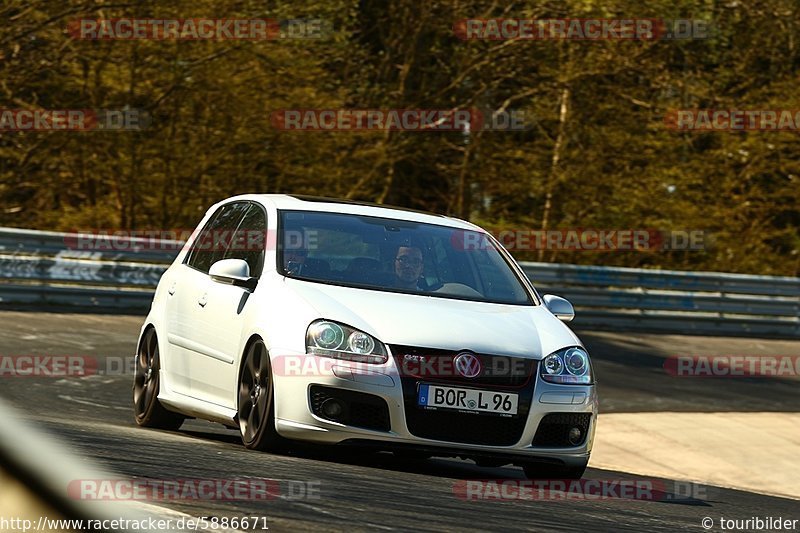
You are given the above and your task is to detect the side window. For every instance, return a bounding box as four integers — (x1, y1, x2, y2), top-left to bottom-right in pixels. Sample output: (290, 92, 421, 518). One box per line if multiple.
(223, 204, 267, 278)
(185, 202, 249, 274)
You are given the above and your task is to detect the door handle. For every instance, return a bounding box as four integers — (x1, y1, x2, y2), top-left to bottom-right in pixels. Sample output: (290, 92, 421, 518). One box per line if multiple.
(168, 282, 177, 296)
(198, 294, 207, 307)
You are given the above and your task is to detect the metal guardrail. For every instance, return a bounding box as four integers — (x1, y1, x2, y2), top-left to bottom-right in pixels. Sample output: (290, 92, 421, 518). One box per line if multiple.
(0, 228, 175, 310)
(520, 262, 799, 338)
(0, 227, 797, 338)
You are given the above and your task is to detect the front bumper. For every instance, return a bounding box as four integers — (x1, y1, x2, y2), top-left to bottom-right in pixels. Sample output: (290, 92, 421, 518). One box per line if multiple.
(271, 350, 597, 467)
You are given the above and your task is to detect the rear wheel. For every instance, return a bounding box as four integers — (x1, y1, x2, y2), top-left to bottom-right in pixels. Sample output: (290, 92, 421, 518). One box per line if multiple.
(133, 328, 185, 430)
(522, 462, 587, 480)
(238, 340, 285, 451)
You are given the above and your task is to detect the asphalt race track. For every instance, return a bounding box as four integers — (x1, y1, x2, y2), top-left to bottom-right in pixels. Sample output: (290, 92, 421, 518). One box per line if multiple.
(1, 311, 798, 532)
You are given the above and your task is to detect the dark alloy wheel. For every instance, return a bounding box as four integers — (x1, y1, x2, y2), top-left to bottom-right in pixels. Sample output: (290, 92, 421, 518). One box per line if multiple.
(238, 340, 285, 451)
(133, 328, 185, 430)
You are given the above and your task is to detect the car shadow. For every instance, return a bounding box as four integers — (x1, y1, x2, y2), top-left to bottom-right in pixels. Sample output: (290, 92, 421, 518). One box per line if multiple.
(177, 425, 710, 507)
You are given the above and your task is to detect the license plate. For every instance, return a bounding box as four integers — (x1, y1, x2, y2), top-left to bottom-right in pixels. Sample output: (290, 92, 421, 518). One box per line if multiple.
(418, 384, 518, 415)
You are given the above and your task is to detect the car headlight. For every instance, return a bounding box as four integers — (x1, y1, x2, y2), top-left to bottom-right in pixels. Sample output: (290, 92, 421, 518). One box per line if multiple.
(541, 347, 592, 384)
(306, 320, 387, 364)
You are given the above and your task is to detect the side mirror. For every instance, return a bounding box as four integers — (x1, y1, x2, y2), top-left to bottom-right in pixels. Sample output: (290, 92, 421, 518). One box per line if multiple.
(209, 259, 257, 290)
(543, 294, 575, 322)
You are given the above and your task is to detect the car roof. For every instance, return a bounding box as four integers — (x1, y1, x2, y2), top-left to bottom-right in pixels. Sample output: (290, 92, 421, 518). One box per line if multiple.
(215, 194, 483, 231)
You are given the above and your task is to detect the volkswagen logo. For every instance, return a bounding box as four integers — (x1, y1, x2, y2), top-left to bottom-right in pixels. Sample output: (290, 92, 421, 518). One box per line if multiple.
(453, 352, 481, 378)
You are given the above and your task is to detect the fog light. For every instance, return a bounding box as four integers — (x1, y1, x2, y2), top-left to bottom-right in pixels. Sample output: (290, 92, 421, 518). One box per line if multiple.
(320, 399, 344, 420)
(568, 427, 582, 445)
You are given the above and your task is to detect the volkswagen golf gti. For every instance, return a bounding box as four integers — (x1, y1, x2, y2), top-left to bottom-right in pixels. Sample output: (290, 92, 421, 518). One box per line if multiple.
(133, 194, 597, 478)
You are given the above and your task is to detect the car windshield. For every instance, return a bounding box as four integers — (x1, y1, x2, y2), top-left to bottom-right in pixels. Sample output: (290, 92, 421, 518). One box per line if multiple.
(278, 210, 533, 305)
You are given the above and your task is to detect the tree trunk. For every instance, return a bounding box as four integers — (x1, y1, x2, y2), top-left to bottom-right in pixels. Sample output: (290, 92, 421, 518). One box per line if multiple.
(538, 84, 570, 261)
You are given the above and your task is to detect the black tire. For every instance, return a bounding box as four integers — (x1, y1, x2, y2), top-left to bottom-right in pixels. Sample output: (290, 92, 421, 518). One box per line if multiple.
(238, 340, 285, 451)
(133, 328, 185, 430)
(522, 462, 587, 480)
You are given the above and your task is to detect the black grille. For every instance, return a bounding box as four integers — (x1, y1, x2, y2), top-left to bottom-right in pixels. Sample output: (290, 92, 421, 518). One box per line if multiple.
(393, 346, 538, 446)
(390, 345, 534, 388)
(404, 406, 530, 446)
(310, 386, 390, 432)
(532, 413, 592, 447)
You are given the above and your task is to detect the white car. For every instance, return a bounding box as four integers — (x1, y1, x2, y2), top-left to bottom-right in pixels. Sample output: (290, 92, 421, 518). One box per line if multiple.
(133, 194, 597, 479)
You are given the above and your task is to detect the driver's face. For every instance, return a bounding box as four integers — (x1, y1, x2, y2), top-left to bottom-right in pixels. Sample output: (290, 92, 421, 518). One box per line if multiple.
(395, 247, 424, 284)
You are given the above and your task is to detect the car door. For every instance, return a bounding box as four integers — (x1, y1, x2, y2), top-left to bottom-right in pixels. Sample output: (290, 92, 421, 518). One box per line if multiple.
(165, 201, 250, 400)
(189, 202, 267, 408)
(162, 207, 220, 397)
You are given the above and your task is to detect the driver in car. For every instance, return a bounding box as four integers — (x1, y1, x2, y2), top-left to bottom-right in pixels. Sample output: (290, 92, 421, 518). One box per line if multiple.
(394, 245, 425, 290)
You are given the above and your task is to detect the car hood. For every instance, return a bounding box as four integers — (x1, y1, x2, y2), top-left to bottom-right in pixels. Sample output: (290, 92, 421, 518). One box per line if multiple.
(286, 280, 581, 359)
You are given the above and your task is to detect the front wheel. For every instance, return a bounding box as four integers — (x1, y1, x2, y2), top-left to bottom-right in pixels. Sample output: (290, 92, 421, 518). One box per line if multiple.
(238, 340, 285, 451)
(133, 328, 185, 430)
(522, 462, 587, 480)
